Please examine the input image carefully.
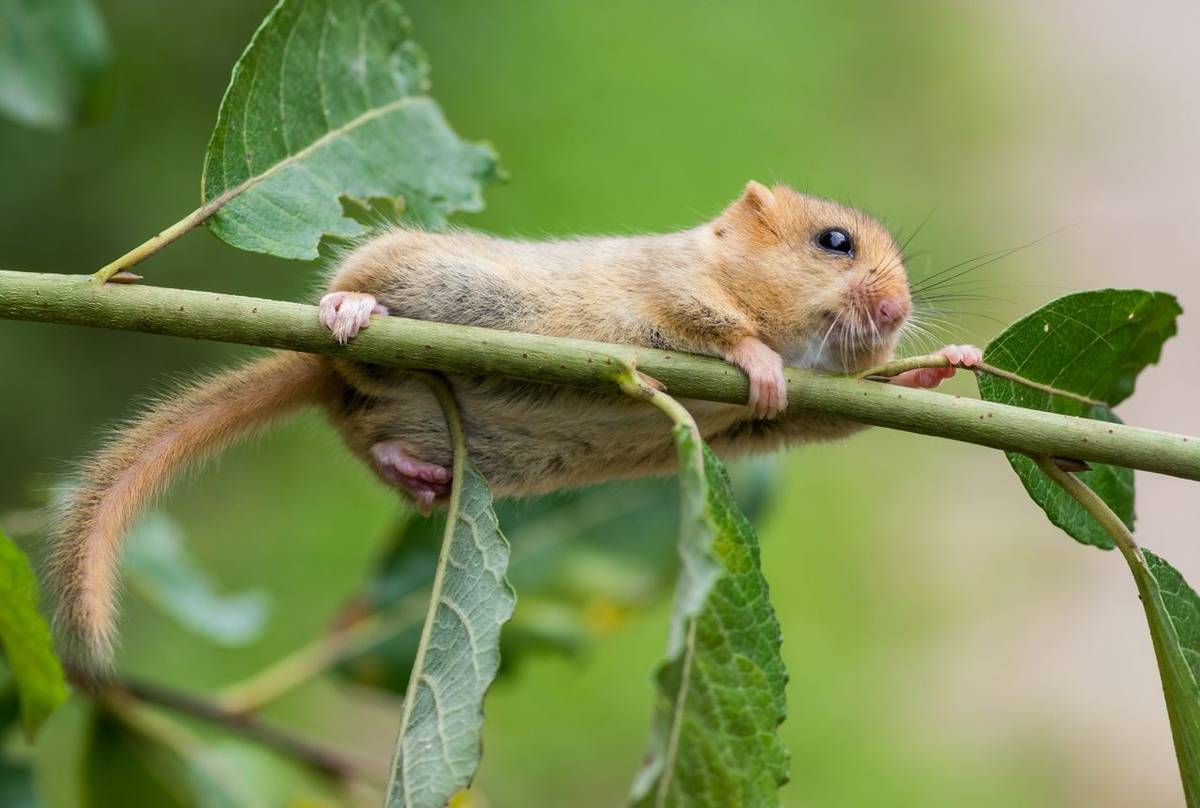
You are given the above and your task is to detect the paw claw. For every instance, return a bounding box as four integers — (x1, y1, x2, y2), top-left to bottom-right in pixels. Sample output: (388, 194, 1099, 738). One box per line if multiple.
(319, 292, 388, 344)
(959, 345, 983, 367)
(727, 337, 787, 419)
(935, 343, 983, 368)
(890, 344, 983, 389)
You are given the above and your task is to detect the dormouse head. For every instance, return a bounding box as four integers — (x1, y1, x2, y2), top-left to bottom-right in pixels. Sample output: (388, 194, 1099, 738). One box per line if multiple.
(711, 181, 911, 372)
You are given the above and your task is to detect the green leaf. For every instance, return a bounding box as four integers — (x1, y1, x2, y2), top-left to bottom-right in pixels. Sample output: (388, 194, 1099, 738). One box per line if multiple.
(339, 485, 675, 692)
(0, 0, 112, 129)
(630, 431, 788, 807)
(0, 532, 67, 739)
(1133, 550, 1200, 804)
(338, 461, 778, 693)
(977, 289, 1181, 548)
(123, 512, 270, 646)
(201, 0, 498, 260)
(1147, 551, 1200, 683)
(386, 408, 515, 807)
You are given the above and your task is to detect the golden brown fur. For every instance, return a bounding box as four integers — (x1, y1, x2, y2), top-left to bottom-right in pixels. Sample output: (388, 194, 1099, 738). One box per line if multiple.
(54, 182, 912, 664)
(322, 182, 911, 493)
(52, 353, 333, 663)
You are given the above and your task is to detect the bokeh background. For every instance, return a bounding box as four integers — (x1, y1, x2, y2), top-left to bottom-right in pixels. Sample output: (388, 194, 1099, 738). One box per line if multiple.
(3, 1, 1198, 805)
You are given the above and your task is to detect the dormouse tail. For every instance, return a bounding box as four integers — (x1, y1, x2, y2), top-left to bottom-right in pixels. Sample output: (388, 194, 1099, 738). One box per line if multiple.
(51, 352, 333, 667)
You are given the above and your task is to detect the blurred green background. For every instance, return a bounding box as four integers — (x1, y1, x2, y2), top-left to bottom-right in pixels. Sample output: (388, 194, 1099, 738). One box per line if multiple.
(4, 1, 1191, 806)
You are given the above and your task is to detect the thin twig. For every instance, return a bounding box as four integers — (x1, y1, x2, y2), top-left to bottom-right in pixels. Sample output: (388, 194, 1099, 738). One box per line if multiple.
(217, 592, 427, 714)
(68, 666, 387, 785)
(862, 354, 1105, 408)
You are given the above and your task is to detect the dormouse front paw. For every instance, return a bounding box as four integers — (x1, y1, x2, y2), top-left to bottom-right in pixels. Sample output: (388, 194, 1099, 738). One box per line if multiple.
(890, 344, 982, 389)
(725, 336, 788, 419)
(319, 291, 389, 344)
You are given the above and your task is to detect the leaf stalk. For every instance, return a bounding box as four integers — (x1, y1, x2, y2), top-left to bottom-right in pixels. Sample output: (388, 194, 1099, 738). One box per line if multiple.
(1036, 456, 1200, 804)
(91, 187, 243, 283)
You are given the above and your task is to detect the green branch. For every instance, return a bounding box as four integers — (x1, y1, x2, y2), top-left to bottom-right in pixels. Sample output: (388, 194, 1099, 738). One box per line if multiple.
(2, 269, 1199, 481)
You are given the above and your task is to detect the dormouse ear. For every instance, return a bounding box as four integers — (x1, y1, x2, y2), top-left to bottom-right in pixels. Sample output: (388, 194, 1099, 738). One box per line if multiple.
(716, 180, 780, 240)
(741, 180, 777, 213)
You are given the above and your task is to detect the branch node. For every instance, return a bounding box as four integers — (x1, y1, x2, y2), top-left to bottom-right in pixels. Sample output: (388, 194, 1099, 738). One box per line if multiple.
(1052, 456, 1092, 473)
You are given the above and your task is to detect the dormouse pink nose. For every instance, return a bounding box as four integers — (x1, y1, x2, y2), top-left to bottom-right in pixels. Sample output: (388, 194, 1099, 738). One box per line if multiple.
(874, 296, 909, 328)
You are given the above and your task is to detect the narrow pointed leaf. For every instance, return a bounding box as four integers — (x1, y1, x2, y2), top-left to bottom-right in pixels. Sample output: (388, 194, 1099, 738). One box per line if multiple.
(0, 532, 67, 739)
(387, 406, 515, 807)
(631, 428, 788, 807)
(977, 289, 1180, 547)
(1130, 550, 1200, 804)
(0, 0, 112, 130)
(202, 0, 498, 260)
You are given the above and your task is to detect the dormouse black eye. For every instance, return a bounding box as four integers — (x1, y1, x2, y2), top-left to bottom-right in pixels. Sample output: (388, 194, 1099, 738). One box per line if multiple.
(816, 228, 854, 256)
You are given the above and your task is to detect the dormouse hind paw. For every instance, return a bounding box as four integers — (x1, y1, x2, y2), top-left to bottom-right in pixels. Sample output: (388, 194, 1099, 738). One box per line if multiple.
(370, 440, 451, 516)
(319, 291, 389, 344)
